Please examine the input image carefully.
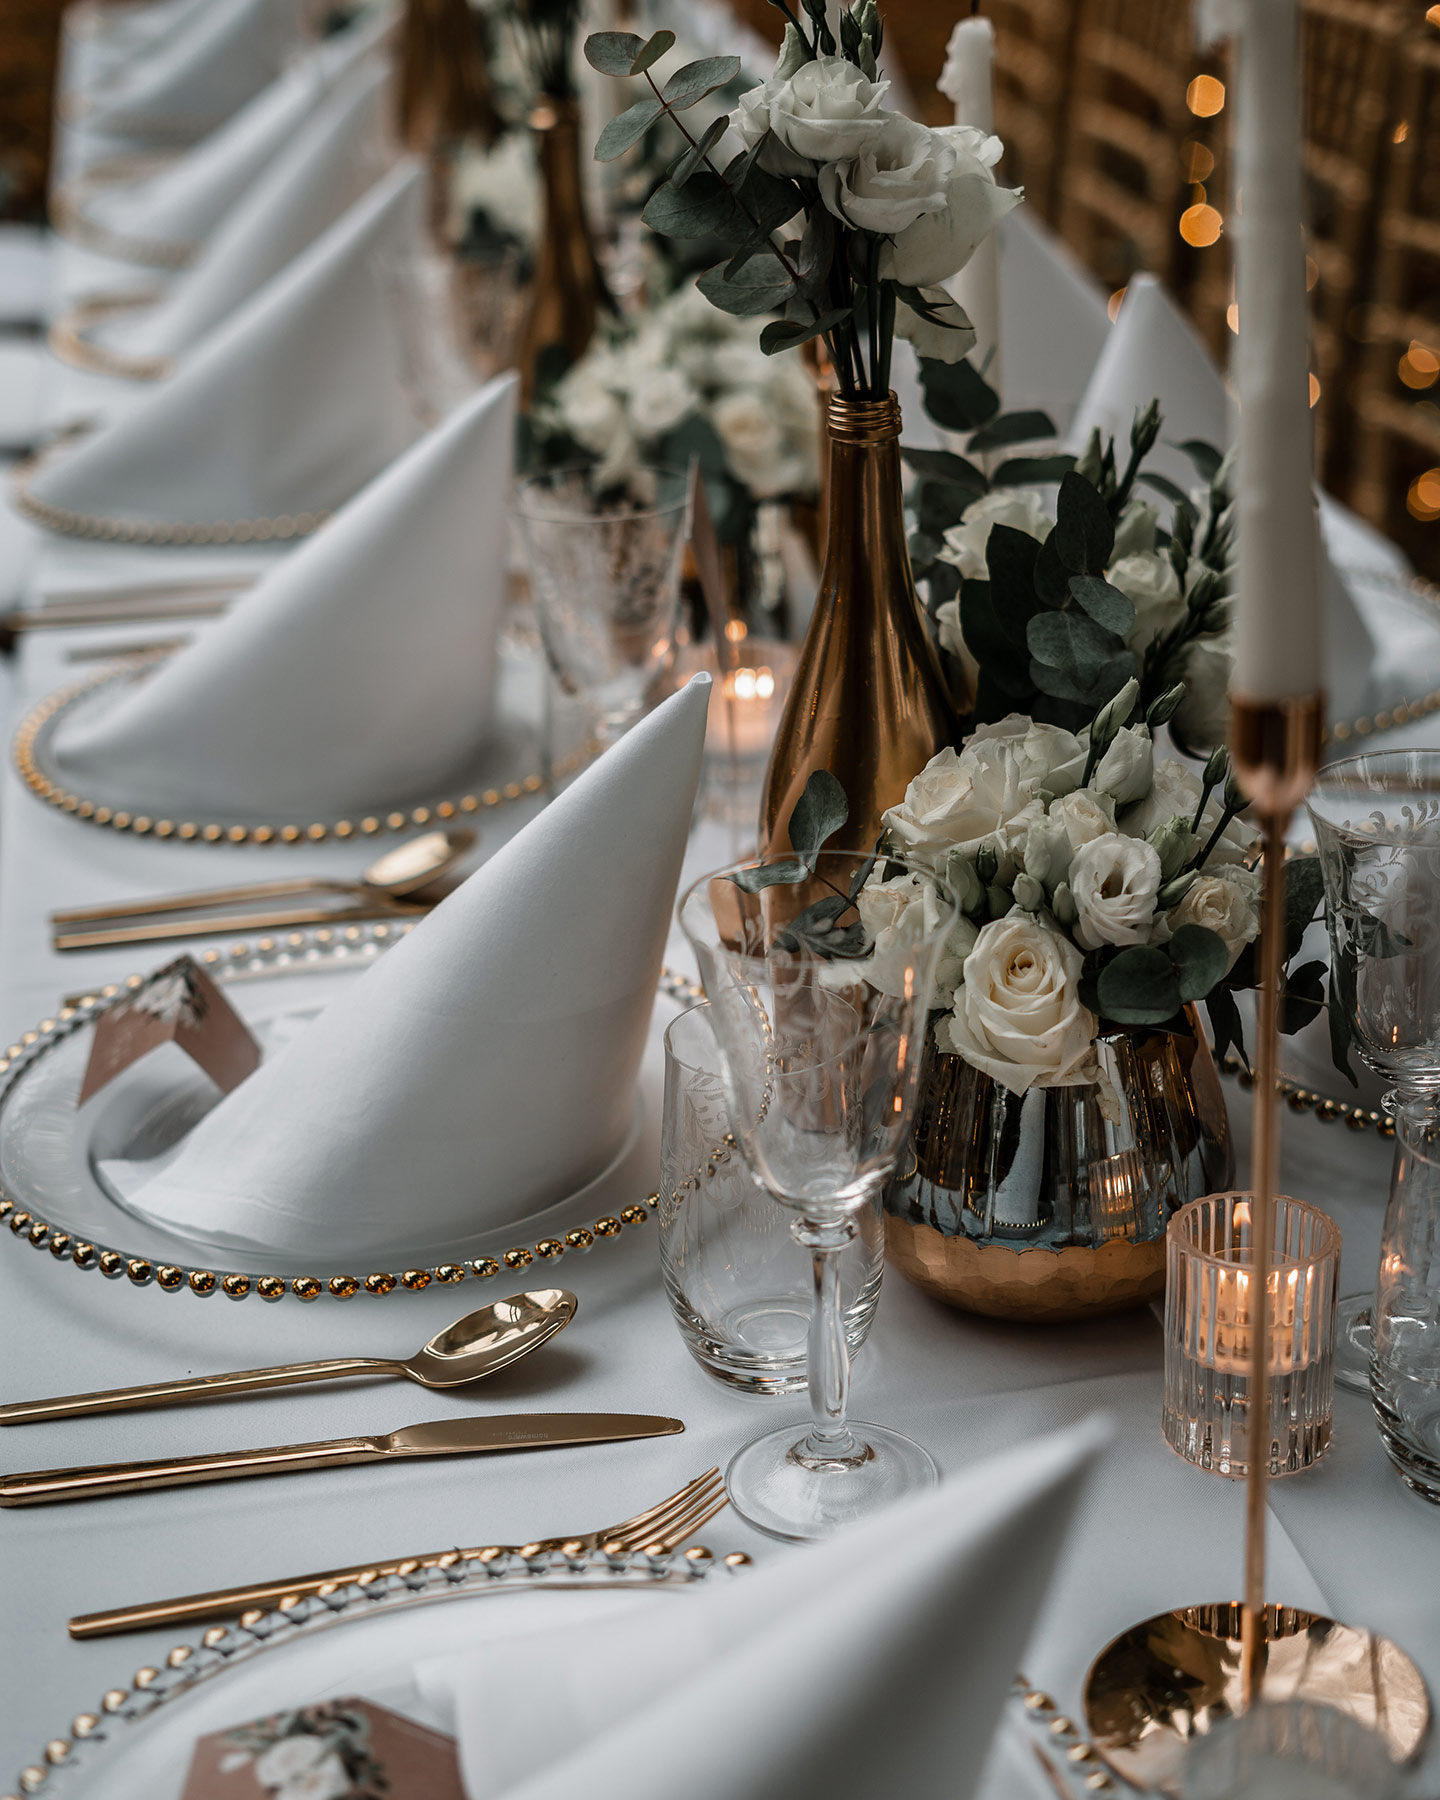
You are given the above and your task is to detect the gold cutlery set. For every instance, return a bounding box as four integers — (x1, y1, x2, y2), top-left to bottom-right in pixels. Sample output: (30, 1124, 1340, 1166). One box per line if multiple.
(1, 1286, 719, 1638)
(0, 574, 254, 646)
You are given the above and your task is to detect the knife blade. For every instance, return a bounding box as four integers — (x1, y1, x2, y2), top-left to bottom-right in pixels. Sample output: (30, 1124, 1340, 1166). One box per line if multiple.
(0, 1412, 684, 1507)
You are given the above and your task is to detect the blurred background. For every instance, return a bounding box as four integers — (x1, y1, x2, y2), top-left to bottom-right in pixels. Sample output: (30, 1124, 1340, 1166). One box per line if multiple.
(9, 0, 1439, 578)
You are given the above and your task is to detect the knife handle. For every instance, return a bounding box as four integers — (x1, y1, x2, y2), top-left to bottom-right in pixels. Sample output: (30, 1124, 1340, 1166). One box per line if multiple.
(0, 1435, 383, 1506)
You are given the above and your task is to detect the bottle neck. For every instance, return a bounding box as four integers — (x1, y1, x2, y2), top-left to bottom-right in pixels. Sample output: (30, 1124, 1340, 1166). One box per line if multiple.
(821, 392, 908, 579)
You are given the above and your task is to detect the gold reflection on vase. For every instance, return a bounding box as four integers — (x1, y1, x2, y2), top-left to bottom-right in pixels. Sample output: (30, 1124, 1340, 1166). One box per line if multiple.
(518, 98, 609, 407)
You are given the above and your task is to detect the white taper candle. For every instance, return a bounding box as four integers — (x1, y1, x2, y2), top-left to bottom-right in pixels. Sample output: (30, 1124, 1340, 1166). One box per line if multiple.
(1232, 0, 1323, 699)
(940, 16, 1002, 396)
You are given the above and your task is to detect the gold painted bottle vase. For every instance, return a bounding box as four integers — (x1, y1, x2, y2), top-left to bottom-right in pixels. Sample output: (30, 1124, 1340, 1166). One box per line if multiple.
(758, 390, 957, 856)
(518, 96, 609, 407)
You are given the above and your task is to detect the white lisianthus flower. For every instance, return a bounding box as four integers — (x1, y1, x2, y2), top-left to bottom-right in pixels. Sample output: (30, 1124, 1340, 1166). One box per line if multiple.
(818, 114, 951, 232)
(1069, 833, 1163, 949)
(1093, 723, 1154, 805)
(1023, 789, 1116, 887)
(1111, 551, 1183, 656)
(936, 487, 1050, 581)
(1122, 757, 1257, 866)
(285, 1753, 353, 1800)
(735, 53, 892, 179)
(1173, 636, 1233, 748)
(879, 123, 1023, 288)
(856, 869, 977, 1003)
(254, 1737, 327, 1787)
(710, 392, 804, 498)
(1111, 498, 1159, 561)
(626, 366, 697, 438)
(967, 713, 1088, 797)
(1163, 864, 1261, 971)
(893, 288, 975, 363)
(938, 916, 1098, 1094)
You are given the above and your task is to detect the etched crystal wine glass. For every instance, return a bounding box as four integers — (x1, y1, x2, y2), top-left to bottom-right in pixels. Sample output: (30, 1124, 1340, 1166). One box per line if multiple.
(1307, 749, 1440, 1392)
(679, 850, 958, 1541)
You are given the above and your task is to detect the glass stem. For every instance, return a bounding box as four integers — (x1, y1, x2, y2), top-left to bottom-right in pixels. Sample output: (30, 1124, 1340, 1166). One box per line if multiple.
(791, 1214, 862, 1466)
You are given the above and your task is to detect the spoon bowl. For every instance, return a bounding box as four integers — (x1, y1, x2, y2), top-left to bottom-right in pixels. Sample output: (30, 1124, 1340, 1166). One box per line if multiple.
(358, 830, 476, 900)
(403, 1288, 578, 1387)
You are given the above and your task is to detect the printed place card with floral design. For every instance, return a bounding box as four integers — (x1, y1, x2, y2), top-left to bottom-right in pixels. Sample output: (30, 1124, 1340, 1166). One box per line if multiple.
(180, 1696, 463, 1799)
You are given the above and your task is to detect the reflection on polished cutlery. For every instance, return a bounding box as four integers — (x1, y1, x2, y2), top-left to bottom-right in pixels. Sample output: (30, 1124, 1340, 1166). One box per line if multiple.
(68, 1467, 728, 1637)
(65, 635, 193, 662)
(52, 899, 432, 950)
(40, 577, 257, 608)
(0, 1412, 685, 1506)
(0, 577, 255, 642)
(0, 1289, 577, 1425)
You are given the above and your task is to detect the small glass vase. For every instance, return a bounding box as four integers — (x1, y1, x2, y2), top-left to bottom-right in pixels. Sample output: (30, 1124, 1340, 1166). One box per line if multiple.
(1371, 1097, 1440, 1502)
(517, 96, 609, 406)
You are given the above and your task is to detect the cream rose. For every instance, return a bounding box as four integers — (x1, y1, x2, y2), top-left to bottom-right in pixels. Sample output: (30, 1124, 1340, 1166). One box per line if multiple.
(626, 365, 698, 438)
(967, 713, 1087, 797)
(735, 53, 893, 178)
(938, 916, 1097, 1094)
(711, 392, 805, 498)
(856, 870, 976, 1002)
(883, 730, 1076, 872)
(1069, 832, 1163, 950)
(1112, 550, 1184, 657)
(879, 123, 1023, 288)
(1164, 864, 1261, 971)
(1122, 757, 1257, 866)
(936, 487, 1050, 581)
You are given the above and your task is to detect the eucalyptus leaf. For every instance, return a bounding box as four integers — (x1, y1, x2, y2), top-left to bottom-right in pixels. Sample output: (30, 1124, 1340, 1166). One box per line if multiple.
(698, 250, 795, 316)
(789, 768, 849, 865)
(1097, 947, 1183, 1025)
(967, 409, 1058, 454)
(1027, 608, 1119, 686)
(670, 114, 729, 186)
(962, 580, 1033, 696)
(629, 28, 675, 73)
(1206, 983, 1247, 1069)
(1068, 573, 1134, 636)
(1175, 438, 1224, 484)
(1032, 530, 1069, 606)
(1030, 647, 1137, 708)
(759, 308, 850, 354)
(992, 453, 1076, 487)
(595, 95, 665, 162)
(1279, 958, 1327, 1034)
(1054, 470, 1115, 575)
(661, 54, 741, 110)
(917, 356, 1000, 432)
(899, 446, 988, 494)
(985, 523, 1043, 647)
(1327, 982, 1359, 1087)
(1282, 854, 1325, 959)
(1138, 470, 1189, 506)
(641, 170, 742, 239)
(584, 31, 646, 75)
(1167, 923, 1229, 1002)
(729, 858, 809, 893)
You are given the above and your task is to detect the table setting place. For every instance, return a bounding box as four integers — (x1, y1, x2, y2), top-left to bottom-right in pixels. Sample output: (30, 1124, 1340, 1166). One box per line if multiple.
(3, 0, 1440, 1796)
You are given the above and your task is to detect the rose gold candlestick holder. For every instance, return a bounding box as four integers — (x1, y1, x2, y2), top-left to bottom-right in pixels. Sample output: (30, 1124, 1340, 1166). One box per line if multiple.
(1082, 693, 1431, 1795)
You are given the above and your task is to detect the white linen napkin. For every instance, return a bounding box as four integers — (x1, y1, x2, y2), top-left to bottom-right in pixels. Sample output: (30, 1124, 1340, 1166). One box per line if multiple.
(417, 1416, 1111, 1800)
(74, 8, 395, 264)
(49, 371, 516, 816)
(24, 160, 432, 538)
(92, 60, 394, 362)
(106, 676, 711, 1258)
(77, 0, 309, 142)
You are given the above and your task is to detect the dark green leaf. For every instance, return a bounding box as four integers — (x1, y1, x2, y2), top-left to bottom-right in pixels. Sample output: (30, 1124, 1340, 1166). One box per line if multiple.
(585, 31, 645, 75)
(1054, 470, 1115, 575)
(1030, 647, 1137, 708)
(962, 580, 1033, 696)
(1032, 530, 1069, 606)
(1281, 854, 1325, 960)
(641, 170, 741, 239)
(729, 858, 808, 893)
(1068, 574, 1134, 636)
(697, 251, 795, 316)
(992, 453, 1076, 486)
(1174, 438, 1223, 484)
(1327, 982, 1359, 1087)
(1138, 470, 1190, 506)
(595, 95, 665, 161)
(773, 894, 864, 956)
(985, 523, 1043, 647)
(1097, 947, 1183, 1025)
(759, 308, 850, 354)
(847, 851, 879, 904)
(1206, 984, 1247, 1069)
(1167, 923, 1229, 1003)
(917, 356, 1000, 432)
(629, 28, 675, 73)
(900, 446, 988, 494)
(670, 113, 729, 186)
(795, 204, 835, 295)
(967, 409, 1058, 454)
(661, 54, 741, 110)
(1279, 959, 1326, 1035)
(789, 768, 849, 866)
(1027, 608, 1120, 686)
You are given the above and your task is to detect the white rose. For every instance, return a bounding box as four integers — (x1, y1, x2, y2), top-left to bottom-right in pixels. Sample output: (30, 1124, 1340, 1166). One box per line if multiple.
(1122, 757, 1257, 867)
(1069, 832, 1163, 950)
(1165, 864, 1261, 971)
(966, 713, 1087, 797)
(818, 114, 950, 232)
(856, 870, 976, 1002)
(557, 368, 627, 458)
(710, 392, 802, 498)
(626, 366, 697, 438)
(1111, 498, 1158, 561)
(735, 54, 892, 178)
(1111, 551, 1183, 656)
(1172, 636, 1232, 749)
(1024, 789, 1116, 887)
(934, 596, 966, 662)
(938, 916, 1098, 1094)
(284, 1753, 352, 1800)
(1093, 723, 1154, 805)
(937, 487, 1050, 581)
(880, 123, 1023, 288)
(255, 1737, 326, 1787)
(883, 734, 1066, 872)
(893, 287, 976, 364)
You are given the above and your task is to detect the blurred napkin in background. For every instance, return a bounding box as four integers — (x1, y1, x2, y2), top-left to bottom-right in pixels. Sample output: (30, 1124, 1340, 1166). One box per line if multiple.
(419, 1417, 1112, 1800)
(105, 676, 711, 1259)
(23, 160, 433, 538)
(49, 371, 516, 815)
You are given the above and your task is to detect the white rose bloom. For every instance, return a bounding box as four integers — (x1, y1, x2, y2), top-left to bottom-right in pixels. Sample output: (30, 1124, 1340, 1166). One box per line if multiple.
(938, 916, 1098, 1094)
(936, 487, 1050, 581)
(893, 287, 976, 364)
(1173, 635, 1232, 749)
(1164, 863, 1261, 971)
(557, 368, 627, 458)
(883, 734, 1065, 871)
(856, 870, 976, 1002)
(1111, 551, 1183, 656)
(818, 114, 950, 232)
(735, 54, 892, 179)
(880, 123, 1023, 288)
(1111, 498, 1158, 561)
(1093, 723, 1154, 805)
(711, 392, 802, 498)
(967, 713, 1087, 796)
(1069, 832, 1163, 949)
(284, 1753, 353, 1800)
(934, 596, 965, 662)
(254, 1737, 326, 1786)
(1122, 757, 1257, 866)
(626, 366, 698, 439)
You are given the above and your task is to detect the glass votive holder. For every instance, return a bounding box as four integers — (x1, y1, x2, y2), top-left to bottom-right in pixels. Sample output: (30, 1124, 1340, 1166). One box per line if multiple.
(675, 638, 797, 827)
(1163, 1191, 1341, 1478)
(659, 1002, 883, 1395)
(1180, 1699, 1403, 1800)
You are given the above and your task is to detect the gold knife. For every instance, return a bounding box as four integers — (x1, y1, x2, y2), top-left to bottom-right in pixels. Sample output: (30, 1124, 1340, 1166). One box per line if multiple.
(53, 899, 430, 951)
(0, 1413, 684, 1506)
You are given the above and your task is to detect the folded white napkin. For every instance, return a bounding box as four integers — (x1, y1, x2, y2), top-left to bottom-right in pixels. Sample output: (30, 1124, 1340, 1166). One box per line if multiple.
(24, 160, 432, 540)
(78, 0, 309, 142)
(108, 677, 711, 1259)
(73, 8, 395, 265)
(418, 1416, 1111, 1800)
(92, 61, 394, 363)
(50, 371, 516, 817)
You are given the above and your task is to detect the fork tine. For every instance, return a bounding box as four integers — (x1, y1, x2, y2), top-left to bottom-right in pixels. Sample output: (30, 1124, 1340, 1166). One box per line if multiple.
(650, 1490, 730, 1553)
(599, 1468, 720, 1546)
(608, 1471, 727, 1552)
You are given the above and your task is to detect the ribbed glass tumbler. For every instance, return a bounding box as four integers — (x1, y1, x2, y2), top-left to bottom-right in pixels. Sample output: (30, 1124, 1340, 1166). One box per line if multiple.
(1163, 1191, 1340, 1478)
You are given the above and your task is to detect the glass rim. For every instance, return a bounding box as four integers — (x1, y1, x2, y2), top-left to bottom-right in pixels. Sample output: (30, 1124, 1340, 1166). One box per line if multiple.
(663, 999, 715, 1077)
(678, 847, 961, 950)
(1168, 1189, 1342, 1268)
(513, 461, 692, 524)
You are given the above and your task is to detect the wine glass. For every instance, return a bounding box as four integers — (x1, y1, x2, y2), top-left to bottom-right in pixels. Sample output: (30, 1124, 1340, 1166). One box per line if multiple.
(679, 849, 959, 1542)
(1307, 749, 1440, 1391)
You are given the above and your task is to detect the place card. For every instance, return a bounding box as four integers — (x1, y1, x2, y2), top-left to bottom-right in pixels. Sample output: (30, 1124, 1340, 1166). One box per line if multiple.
(181, 1696, 464, 1798)
(78, 954, 260, 1105)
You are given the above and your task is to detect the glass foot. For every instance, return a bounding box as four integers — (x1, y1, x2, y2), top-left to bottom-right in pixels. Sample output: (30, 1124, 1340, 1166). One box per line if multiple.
(725, 1419, 938, 1544)
(1335, 1294, 1373, 1395)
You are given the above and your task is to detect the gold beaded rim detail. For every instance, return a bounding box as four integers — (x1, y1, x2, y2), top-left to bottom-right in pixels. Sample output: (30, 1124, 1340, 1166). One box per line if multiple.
(0, 933, 703, 1305)
(11, 457, 331, 547)
(1217, 1052, 1394, 1136)
(48, 293, 173, 382)
(1324, 566, 1440, 747)
(49, 179, 198, 271)
(12, 654, 599, 846)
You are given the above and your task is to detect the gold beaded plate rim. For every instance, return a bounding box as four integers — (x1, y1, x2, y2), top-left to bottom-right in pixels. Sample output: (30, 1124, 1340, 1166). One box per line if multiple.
(8, 1546, 748, 1800)
(48, 293, 172, 382)
(13, 653, 597, 848)
(48, 177, 197, 271)
(0, 924, 703, 1305)
(1323, 563, 1440, 748)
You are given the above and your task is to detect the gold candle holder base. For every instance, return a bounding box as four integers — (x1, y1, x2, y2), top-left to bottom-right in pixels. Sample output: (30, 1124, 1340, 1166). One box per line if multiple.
(1083, 1603, 1431, 1796)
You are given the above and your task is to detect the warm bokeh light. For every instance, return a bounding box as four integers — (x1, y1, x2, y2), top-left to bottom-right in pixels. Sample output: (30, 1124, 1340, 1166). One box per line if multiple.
(1309, 373, 1321, 407)
(728, 666, 776, 702)
(1182, 138, 1215, 182)
(1305, 256, 1319, 291)
(1408, 469, 1440, 521)
(723, 619, 748, 642)
(1107, 287, 1127, 322)
(1180, 203, 1224, 246)
(1428, 4, 1440, 27)
(1399, 343, 1440, 389)
(1186, 75, 1226, 117)
(1227, 303, 1239, 333)
(1394, 121, 1410, 143)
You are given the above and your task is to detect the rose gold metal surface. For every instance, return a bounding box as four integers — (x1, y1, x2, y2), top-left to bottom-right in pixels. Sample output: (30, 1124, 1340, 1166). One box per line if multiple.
(517, 98, 610, 406)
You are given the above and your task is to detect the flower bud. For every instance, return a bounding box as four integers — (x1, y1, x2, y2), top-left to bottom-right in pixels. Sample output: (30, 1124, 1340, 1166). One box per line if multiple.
(944, 848, 986, 917)
(1131, 398, 1161, 459)
(1091, 676, 1141, 750)
(1204, 745, 1229, 789)
(974, 844, 999, 886)
(986, 883, 1012, 920)
(1075, 428, 1104, 487)
(1147, 816, 1197, 882)
(1012, 871, 1045, 913)
(1157, 870, 1198, 910)
(1052, 881, 1078, 926)
(1146, 683, 1187, 730)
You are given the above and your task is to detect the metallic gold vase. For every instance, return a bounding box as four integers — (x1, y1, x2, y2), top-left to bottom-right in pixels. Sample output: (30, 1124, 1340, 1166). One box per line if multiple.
(758, 391, 958, 856)
(518, 97, 609, 407)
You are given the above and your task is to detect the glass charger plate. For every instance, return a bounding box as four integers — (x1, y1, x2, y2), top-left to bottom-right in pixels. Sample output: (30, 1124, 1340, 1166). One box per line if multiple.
(13, 650, 597, 848)
(0, 925, 699, 1305)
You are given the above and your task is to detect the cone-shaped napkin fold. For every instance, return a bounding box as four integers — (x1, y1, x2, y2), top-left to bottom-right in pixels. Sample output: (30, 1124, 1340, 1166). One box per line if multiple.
(421, 1416, 1111, 1800)
(50, 372, 517, 817)
(24, 161, 430, 540)
(93, 61, 394, 362)
(998, 211, 1111, 416)
(73, 9, 395, 264)
(108, 678, 711, 1258)
(78, 0, 309, 142)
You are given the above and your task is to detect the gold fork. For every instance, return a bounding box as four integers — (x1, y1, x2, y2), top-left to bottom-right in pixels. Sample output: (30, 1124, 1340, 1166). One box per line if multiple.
(68, 1467, 728, 1639)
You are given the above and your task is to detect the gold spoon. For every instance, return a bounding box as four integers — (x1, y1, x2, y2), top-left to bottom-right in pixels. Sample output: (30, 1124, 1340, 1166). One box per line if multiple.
(51, 829, 476, 928)
(0, 1288, 577, 1426)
